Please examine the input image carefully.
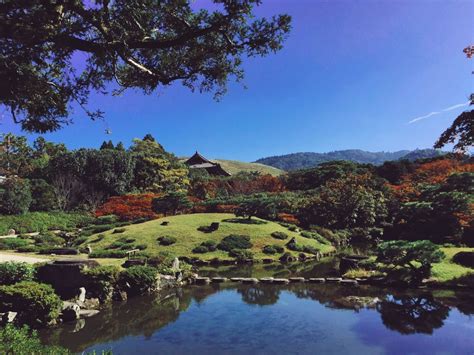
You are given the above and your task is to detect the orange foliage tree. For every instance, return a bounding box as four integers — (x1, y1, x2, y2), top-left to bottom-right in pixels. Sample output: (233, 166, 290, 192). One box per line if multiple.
(95, 193, 161, 221)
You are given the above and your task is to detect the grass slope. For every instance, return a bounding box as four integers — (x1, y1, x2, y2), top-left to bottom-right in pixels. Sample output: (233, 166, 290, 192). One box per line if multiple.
(432, 247, 474, 283)
(214, 159, 283, 176)
(84, 213, 333, 261)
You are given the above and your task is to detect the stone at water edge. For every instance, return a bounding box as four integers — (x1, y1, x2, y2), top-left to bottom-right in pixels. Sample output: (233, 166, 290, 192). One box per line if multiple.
(195, 277, 211, 285)
(326, 277, 343, 283)
(0, 311, 17, 325)
(307, 278, 325, 283)
(79, 310, 100, 318)
(259, 277, 274, 284)
(78, 287, 86, 303)
(211, 277, 228, 283)
(289, 277, 305, 283)
(62, 302, 80, 322)
(272, 278, 290, 284)
(230, 277, 244, 282)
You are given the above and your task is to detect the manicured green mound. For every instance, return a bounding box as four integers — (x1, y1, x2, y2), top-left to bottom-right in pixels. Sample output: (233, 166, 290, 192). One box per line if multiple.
(82, 213, 334, 261)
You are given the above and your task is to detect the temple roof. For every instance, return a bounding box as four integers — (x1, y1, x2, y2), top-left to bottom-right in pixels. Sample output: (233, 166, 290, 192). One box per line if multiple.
(185, 151, 231, 176)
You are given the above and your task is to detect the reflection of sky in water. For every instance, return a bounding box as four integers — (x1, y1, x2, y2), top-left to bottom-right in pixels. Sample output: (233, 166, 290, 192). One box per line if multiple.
(354, 308, 474, 355)
(76, 288, 473, 355)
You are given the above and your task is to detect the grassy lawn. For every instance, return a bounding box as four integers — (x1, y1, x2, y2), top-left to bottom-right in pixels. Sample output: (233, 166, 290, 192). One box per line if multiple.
(214, 159, 283, 176)
(82, 213, 334, 261)
(431, 247, 474, 283)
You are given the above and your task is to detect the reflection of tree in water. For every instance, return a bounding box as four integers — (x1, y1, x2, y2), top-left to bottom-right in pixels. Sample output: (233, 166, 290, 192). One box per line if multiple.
(237, 285, 281, 306)
(377, 294, 450, 334)
(40, 289, 197, 353)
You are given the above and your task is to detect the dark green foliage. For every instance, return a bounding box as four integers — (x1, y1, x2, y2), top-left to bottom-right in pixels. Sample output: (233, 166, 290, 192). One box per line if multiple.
(452, 252, 474, 268)
(192, 240, 217, 253)
(135, 244, 148, 250)
(95, 215, 119, 225)
(29, 179, 57, 212)
(0, 262, 35, 285)
(235, 193, 278, 220)
(0, 281, 62, 327)
(113, 228, 126, 234)
(89, 249, 128, 258)
(435, 110, 473, 152)
(271, 231, 288, 240)
(91, 234, 105, 243)
(119, 266, 158, 296)
(152, 192, 192, 216)
(256, 150, 444, 172)
(377, 240, 445, 284)
(81, 265, 120, 301)
(376, 160, 415, 184)
(223, 218, 268, 225)
(287, 225, 298, 232)
(192, 245, 209, 254)
(0, 178, 32, 215)
(229, 249, 254, 262)
(217, 235, 252, 251)
(262, 245, 284, 254)
(16, 245, 39, 253)
(38, 248, 79, 255)
(2, 1, 290, 132)
(33, 233, 65, 247)
(0, 238, 29, 250)
(158, 236, 177, 246)
(197, 222, 220, 233)
(0, 212, 94, 235)
(0, 325, 68, 354)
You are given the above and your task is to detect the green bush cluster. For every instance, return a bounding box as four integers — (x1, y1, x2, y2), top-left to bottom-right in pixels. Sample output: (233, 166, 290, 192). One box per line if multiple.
(0, 212, 94, 235)
(81, 265, 121, 301)
(0, 238, 30, 250)
(0, 324, 68, 354)
(118, 266, 158, 296)
(0, 281, 63, 327)
(89, 249, 129, 258)
(217, 234, 252, 251)
(192, 240, 217, 254)
(300, 231, 331, 245)
(271, 231, 288, 240)
(262, 245, 284, 255)
(158, 236, 177, 246)
(112, 228, 126, 234)
(228, 249, 254, 261)
(0, 262, 35, 285)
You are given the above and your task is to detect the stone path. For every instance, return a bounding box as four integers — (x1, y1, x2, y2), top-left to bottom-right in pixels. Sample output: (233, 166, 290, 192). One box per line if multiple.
(193, 276, 362, 286)
(0, 252, 48, 264)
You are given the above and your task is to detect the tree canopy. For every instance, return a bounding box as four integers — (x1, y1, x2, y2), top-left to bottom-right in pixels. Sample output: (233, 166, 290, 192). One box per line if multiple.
(0, 0, 291, 132)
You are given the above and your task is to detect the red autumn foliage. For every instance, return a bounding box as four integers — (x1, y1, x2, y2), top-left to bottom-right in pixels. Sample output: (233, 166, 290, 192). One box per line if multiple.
(389, 158, 474, 201)
(96, 193, 161, 221)
(277, 213, 300, 225)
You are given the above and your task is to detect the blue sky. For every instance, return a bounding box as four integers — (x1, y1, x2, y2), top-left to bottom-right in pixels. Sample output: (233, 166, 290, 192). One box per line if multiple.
(1, 0, 473, 161)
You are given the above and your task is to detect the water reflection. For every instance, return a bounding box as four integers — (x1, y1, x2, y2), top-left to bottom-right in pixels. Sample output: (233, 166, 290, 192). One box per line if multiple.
(39, 284, 474, 354)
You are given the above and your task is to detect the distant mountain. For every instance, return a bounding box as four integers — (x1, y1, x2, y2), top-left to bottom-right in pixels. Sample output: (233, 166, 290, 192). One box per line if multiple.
(255, 149, 446, 171)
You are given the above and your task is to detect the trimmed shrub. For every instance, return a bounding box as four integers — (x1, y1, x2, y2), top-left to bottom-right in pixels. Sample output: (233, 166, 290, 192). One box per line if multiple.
(453, 252, 474, 268)
(201, 240, 217, 251)
(89, 249, 128, 258)
(119, 266, 158, 296)
(0, 238, 29, 250)
(16, 245, 39, 253)
(229, 249, 254, 262)
(0, 262, 35, 285)
(112, 228, 126, 234)
(38, 248, 79, 255)
(217, 235, 252, 251)
(135, 244, 148, 250)
(262, 245, 284, 255)
(287, 224, 298, 232)
(158, 236, 177, 246)
(95, 215, 119, 225)
(0, 212, 94, 235)
(107, 241, 127, 249)
(192, 245, 209, 254)
(33, 233, 65, 247)
(303, 245, 320, 255)
(271, 231, 288, 240)
(0, 281, 62, 327)
(90, 234, 105, 243)
(119, 243, 136, 250)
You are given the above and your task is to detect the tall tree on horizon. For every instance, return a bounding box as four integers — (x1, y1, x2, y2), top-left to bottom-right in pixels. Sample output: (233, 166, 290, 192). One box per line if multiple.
(0, 0, 291, 133)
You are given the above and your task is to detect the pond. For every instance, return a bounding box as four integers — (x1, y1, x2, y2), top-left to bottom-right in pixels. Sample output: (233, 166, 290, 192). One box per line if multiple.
(39, 283, 474, 354)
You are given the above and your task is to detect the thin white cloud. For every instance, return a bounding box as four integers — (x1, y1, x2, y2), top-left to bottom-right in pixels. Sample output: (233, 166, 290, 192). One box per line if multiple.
(408, 101, 470, 124)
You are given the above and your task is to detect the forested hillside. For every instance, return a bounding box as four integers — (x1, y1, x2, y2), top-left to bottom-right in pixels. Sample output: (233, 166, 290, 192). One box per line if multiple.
(255, 149, 446, 171)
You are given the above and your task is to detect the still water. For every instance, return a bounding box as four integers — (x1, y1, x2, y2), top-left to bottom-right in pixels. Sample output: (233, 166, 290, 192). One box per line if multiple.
(40, 283, 474, 355)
